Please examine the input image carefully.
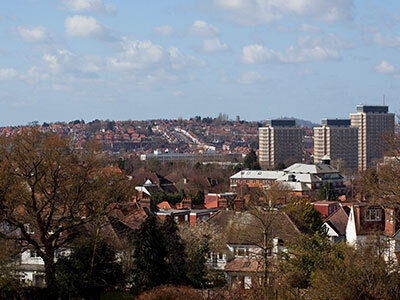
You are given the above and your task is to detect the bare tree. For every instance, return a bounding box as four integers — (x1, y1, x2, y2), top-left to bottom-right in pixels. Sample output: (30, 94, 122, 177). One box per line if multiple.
(229, 183, 297, 288)
(0, 129, 132, 295)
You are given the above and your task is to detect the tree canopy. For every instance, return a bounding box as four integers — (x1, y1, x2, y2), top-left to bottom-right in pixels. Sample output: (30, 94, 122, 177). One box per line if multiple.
(244, 149, 261, 170)
(56, 239, 125, 300)
(0, 129, 132, 295)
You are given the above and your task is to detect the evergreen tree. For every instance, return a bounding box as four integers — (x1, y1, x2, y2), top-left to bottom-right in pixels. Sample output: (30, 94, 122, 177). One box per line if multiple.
(302, 203, 324, 233)
(318, 183, 337, 201)
(275, 162, 287, 170)
(192, 190, 205, 205)
(160, 216, 188, 285)
(186, 239, 209, 288)
(244, 149, 261, 170)
(56, 239, 125, 300)
(130, 214, 168, 295)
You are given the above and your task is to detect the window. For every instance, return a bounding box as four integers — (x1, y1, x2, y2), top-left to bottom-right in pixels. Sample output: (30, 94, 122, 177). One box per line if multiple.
(365, 209, 382, 221)
(218, 252, 223, 260)
(388, 210, 394, 224)
(30, 249, 40, 258)
(245, 248, 250, 257)
(237, 248, 245, 256)
(24, 224, 34, 234)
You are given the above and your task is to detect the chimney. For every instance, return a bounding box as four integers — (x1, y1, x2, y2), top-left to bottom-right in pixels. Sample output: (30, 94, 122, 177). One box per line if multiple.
(218, 198, 228, 209)
(244, 194, 251, 206)
(182, 198, 192, 209)
(140, 198, 151, 211)
(321, 155, 331, 165)
(234, 198, 245, 211)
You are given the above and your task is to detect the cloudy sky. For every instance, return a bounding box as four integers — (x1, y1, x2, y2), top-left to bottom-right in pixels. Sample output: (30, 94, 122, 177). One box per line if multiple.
(0, 0, 399, 125)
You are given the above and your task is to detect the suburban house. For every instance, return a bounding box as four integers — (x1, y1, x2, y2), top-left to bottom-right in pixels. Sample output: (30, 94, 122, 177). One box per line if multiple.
(323, 206, 350, 243)
(140, 197, 221, 226)
(229, 171, 284, 191)
(229, 162, 346, 196)
(206, 209, 300, 289)
(204, 193, 236, 209)
(135, 172, 178, 197)
(321, 202, 400, 262)
(313, 201, 341, 218)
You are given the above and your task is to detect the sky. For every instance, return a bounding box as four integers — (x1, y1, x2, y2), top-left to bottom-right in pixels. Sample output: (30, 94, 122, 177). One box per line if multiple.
(0, 0, 400, 126)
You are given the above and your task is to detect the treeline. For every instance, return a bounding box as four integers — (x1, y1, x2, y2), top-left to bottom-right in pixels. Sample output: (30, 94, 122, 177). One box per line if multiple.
(0, 214, 223, 299)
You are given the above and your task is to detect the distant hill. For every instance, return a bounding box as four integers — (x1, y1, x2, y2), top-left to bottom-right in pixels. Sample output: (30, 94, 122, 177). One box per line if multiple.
(275, 117, 320, 128)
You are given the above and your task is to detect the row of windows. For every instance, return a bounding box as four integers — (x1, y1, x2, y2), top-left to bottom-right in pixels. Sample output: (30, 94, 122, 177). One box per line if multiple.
(231, 179, 268, 185)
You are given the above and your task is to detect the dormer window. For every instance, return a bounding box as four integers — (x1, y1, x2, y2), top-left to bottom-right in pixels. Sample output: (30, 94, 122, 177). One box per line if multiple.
(30, 249, 40, 258)
(365, 209, 382, 221)
(24, 224, 34, 234)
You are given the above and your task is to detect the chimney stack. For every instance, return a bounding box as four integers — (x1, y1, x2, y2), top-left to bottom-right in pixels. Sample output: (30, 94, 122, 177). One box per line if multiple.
(218, 198, 228, 209)
(234, 198, 245, 211)
(140, 198, 152, 211)
(182, 198, 192, 209)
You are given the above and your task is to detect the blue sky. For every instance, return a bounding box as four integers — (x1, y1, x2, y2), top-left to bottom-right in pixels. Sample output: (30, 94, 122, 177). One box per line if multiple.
(0, 0, 400, 125)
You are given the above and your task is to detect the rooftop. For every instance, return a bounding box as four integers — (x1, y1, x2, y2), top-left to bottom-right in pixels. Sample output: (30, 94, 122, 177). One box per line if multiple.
(264, 119, 296, 127)
(321, 119, 351, 127)
(230, 170, 284, 180)
(356, 105, 389, 114)
(284, 163, 339, 174)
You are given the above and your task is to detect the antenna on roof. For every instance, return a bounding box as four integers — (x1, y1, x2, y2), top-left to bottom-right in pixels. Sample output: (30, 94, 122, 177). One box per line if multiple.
(383, 94, 386, 106)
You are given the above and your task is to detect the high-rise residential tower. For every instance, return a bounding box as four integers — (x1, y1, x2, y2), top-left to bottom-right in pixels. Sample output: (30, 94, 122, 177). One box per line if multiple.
(350, 105, 395, 170)
(259, 120, 303, 168)
(314, 119, 358, 170)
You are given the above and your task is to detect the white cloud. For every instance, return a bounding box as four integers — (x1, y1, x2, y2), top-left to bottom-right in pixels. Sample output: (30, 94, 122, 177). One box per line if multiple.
(17, 26, 50, 43)
(43, 53, 61, 73)
(201, 38, 229, 53)
(0, 68, 17, 80)
(25, 67, 50, 82)
(168, 47, 204, 70)
(65, 15, 116, 40)
(300, 24, 321, 33)
(107, 38, 164, 71)
(107, 37, 203, 72)
(188, 20, 220, 37)
(237, 71, 265, 84)
(298, 34, 353, 50)
(375, 60, 397, 74)
(40, 49, 103, 78)
(372, 32, 400, 48)
(241, 44, 340, 64)
(172, 90, 184, 96)
(213, 0, 354, 25)
(153, 25, 174, 36)
(61, 0, 116, 14)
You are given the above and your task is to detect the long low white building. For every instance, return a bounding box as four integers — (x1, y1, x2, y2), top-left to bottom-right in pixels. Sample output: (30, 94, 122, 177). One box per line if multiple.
(229, 161, 345, 195)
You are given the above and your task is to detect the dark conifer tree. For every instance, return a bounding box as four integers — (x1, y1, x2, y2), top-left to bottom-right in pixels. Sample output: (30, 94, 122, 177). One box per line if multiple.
(56, 239, 124, 300)
(160, 216, 188, 285)
(130, 214, 168, 295)
(244, 149, 261, 170)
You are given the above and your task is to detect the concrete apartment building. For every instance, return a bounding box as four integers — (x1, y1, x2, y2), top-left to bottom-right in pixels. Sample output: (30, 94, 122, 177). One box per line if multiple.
(259, 120, 303, 168)
(314, 119, 359, 170)
(350, 105, 395, 170)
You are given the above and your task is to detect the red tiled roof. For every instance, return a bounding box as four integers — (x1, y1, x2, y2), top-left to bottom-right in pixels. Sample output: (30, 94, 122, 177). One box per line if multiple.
(224, 258, 263, 272)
